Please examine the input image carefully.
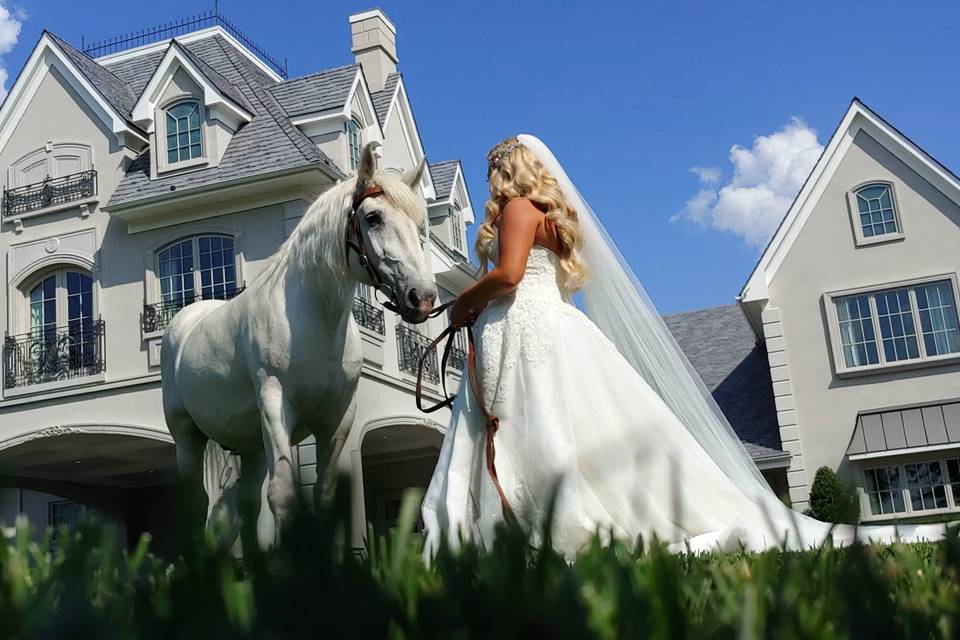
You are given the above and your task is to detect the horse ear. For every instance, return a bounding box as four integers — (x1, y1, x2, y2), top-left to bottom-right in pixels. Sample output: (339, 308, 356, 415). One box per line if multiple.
(402, 157, 427, 189)
(357, 142, 379, 184)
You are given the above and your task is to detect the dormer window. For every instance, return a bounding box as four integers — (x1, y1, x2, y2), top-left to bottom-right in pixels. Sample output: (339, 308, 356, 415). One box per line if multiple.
(848, 182, 904, 246)
(346, 119, 361, 170)
(165, 101, 203, 164)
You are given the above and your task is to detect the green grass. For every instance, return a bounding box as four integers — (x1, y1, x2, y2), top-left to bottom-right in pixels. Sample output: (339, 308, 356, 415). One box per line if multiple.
(2, 482, 960, 639)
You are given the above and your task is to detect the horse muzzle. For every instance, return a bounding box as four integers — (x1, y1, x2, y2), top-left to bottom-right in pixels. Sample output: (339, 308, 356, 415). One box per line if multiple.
(401, 286, 437, 324)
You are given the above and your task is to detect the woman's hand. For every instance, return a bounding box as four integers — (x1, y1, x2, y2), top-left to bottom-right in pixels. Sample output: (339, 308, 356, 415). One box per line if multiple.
(451, 296, 481, 328)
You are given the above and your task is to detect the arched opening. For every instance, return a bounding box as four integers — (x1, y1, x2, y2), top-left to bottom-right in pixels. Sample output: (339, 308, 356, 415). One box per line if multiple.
(0, 430, 177, 555)
(360, 423, 443, 536)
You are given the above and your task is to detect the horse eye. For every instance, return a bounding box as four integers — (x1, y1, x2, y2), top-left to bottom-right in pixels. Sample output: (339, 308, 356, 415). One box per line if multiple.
(365, 210, 383, 226)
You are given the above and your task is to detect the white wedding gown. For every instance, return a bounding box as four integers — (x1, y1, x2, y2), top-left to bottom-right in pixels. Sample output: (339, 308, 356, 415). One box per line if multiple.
(422, 241, 947, 558)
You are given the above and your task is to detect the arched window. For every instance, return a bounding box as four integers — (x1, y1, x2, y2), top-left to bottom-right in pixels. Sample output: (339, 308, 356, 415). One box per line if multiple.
(853, 183, 901, 239)
(346, 119, 362, 170)
(8, 268, 101, 387)
(157, 235, 238, 306)
(165, 101, 203, 164)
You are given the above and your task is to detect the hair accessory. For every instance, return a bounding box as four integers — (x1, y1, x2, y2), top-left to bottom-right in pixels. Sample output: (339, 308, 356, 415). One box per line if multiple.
(488, 141, 522, 171)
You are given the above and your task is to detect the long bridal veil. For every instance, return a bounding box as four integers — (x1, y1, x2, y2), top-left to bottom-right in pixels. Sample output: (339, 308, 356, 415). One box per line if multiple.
(516, 134, 947, 548)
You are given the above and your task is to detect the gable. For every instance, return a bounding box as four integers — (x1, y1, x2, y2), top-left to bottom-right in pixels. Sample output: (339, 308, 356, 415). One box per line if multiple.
(770, 129, 960, 304)
(0, 33, 146, 156)
(741, 99, 960, 305)
(130, 42, 253, 132)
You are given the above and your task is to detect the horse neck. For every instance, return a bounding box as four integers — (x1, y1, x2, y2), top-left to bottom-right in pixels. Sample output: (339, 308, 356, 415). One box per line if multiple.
(279, 180, 357, 320)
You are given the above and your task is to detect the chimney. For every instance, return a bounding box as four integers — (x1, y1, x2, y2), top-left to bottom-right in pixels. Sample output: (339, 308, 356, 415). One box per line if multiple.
(349, 9, 398, 93)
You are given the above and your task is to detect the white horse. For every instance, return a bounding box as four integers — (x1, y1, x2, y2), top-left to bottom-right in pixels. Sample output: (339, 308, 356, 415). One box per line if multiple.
(161, 143, 436, 548)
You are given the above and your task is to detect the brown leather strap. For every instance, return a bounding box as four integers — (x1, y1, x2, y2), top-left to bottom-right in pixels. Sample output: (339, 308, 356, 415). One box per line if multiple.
(416, 309, 517, 525)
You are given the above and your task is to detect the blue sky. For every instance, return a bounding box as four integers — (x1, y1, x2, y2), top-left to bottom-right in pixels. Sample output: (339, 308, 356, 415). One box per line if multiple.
(3, 1, 960, 313)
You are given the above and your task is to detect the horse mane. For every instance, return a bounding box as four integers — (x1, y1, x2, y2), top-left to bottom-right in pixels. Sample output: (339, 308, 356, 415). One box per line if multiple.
(261, 170, 426, 293)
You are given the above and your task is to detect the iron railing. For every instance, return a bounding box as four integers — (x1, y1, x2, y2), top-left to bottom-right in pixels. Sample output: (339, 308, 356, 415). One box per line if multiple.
(449, 330, 467, 371)
(81, 6, 288, 79)
(352, 296, 385, 334)
(3, 320, 106, 389)
(397, 324, 438, 383)
(142, 286, 245, 333)
(2, 170, 97, 218)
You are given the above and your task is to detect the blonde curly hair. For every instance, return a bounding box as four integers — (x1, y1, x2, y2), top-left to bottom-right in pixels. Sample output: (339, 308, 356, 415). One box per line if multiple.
(476, 137, 588, 293)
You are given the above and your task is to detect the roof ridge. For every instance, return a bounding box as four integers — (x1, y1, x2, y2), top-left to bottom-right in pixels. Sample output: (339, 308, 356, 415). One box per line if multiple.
(429, 159, 460, 166)
(663, 302, 739, 319)
(277, 62, 359, 85)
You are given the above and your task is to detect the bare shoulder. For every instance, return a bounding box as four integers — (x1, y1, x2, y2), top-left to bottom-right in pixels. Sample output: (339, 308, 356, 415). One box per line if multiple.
(498, 197, 543, 225)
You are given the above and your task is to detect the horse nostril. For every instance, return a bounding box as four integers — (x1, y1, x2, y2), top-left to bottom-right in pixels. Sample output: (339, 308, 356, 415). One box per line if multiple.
(408, 289, 420, 308)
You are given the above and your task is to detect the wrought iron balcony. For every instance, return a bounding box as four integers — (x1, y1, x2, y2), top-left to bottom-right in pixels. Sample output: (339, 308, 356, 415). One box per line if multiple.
(397, 324, 439, 383)
(445, 329, 467, 371)
(352, 296, 385, 335)
(2, 170, 97, 218)
(142, 286, 245, 333)
(3, 320, 106, 389)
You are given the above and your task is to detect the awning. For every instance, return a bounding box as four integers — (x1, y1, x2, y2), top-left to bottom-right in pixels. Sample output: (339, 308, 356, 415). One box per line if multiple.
(846, 401, 960, 461)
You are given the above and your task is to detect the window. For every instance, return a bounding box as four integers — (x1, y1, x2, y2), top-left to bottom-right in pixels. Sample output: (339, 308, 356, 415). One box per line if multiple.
(863, 457, 960, 519)
(157, 235, 237, 306)
(864, 465, 905, 516)
(5, 268, 102, 389)
(854, 184, 900, 238)
(451, 207, 463, 252)
(904, 461, 949, 511)
(830, 277, 960, 372)
(165, 101, 203, 164)
(346, 119, 361, 171)
(49, 500, 87, 530)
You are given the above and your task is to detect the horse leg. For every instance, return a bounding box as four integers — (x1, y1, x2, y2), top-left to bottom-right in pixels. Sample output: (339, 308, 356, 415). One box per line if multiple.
(238, 450, 271, 555)
(257, 378, 295, 545)
(315, 395, 357, 505)
(168, 410, 209, 530)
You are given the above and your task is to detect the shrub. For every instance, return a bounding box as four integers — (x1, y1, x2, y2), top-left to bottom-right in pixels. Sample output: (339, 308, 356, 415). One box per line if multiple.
(806, 465, 860, 524)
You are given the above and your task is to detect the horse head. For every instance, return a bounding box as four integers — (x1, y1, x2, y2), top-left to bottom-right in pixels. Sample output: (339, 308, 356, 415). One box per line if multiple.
(349, 143, 437, 323)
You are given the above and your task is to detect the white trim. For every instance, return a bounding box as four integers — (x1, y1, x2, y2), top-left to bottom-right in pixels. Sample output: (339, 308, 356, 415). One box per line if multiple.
(0, 422, 173, 451)
(130, 42, 252, 129)
(850, 442, 960, 461)
(95, 26, 283, 83)
(741, 99, 960, 303)
(0, 34, 147, 156)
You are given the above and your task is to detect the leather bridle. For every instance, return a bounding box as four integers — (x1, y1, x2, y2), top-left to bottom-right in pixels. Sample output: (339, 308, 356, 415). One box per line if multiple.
(346, 186, 401, 314)
(415, 304, 518, 526)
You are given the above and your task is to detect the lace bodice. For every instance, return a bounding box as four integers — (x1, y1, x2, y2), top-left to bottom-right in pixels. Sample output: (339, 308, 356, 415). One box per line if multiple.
(476, 243, 566, 405)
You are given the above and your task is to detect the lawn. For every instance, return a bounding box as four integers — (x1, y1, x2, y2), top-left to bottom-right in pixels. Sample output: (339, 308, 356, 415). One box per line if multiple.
(1, 484, 958, 639)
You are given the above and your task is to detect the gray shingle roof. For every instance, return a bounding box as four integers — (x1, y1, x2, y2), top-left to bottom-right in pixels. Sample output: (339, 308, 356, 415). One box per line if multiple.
(371, 73, 399, 125)
(46, 31, 138, 120)
(105, 33, 342, 207)
(268, 64, 359, 118)
(429, 160, 459, 201)
(174, 41, 255, 115)
(663, 304, 785, 459)
(103, 50, 165, 96)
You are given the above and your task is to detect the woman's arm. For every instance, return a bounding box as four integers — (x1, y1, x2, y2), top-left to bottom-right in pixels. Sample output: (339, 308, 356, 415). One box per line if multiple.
(451, 198, 541, 326)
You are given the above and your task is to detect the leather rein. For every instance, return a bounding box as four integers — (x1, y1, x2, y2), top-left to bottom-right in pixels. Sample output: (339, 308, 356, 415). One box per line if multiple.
(414, 303, 518, 526)
(346, 186, 401, 313)
(346, 186, 517, 525)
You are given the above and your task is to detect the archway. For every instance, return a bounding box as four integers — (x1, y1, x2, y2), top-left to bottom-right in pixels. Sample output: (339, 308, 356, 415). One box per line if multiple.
(0, 426, 177, 555)
(360, 422, 443, 536)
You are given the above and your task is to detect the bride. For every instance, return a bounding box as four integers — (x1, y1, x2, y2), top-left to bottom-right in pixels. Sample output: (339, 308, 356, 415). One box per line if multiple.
(421, 134, 947, 557)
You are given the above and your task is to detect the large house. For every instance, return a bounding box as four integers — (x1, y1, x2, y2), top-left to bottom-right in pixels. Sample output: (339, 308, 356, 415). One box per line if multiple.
(728, 98, 960, 521)
(0, 8, 477, 550)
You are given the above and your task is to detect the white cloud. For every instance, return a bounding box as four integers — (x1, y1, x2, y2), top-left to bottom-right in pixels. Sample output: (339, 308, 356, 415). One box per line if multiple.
(673, 118, 824, 247)
(0, 3, 24, 101)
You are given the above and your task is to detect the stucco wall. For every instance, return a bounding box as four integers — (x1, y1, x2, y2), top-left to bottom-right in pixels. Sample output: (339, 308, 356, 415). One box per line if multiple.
(769, 130, 960, 504)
